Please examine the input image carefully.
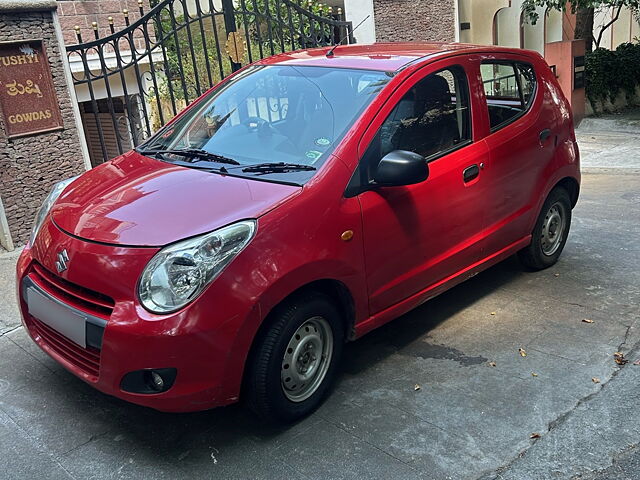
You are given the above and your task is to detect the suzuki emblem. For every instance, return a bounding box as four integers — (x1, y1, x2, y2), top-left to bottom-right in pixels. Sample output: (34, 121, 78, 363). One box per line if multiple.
(55, 249, 69, 273)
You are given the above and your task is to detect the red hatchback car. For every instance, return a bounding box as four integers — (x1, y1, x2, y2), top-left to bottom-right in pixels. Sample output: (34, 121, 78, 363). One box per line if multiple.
(17, 43, 580, 422)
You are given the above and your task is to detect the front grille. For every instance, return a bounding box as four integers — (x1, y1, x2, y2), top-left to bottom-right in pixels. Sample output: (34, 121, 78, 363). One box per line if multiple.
(25, 262, 112, 380)
(30, 262, 114, 319)
(30, 316, 101, 379)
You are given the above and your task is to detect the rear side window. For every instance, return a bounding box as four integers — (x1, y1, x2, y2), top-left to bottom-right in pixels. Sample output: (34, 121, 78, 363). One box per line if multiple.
(480, 61, 537, 131)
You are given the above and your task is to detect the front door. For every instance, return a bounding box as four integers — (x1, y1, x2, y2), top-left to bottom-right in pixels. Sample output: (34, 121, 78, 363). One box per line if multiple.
(356, 60, 490, 314)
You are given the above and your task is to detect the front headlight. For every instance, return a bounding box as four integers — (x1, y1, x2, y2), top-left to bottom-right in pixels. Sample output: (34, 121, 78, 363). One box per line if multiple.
(138, 220, 256, 314)
(30, 177, 78, 245)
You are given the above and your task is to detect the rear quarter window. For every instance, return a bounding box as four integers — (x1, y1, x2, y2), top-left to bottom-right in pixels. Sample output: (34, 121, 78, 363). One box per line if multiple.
(480, 61, 537, 132)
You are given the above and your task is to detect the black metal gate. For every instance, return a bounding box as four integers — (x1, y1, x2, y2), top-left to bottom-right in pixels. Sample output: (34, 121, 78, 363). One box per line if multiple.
(65, 0, 353, 165)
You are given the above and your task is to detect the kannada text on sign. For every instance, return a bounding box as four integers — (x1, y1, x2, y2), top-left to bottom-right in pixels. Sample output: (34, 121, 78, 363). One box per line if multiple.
(0, 40, 64, 139)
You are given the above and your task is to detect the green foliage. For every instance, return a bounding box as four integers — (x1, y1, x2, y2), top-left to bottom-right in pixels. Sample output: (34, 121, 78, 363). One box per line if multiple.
(522, 0, 639, 48)
(522, 0, 639, 24)
(145, 0, 340, 127)
(585, 42, 640, 103)
(156, 12, 234, 98)
(236, 0, 338, 51)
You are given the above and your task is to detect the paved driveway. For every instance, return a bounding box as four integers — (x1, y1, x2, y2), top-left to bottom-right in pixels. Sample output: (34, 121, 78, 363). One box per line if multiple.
(1, 118, 639, 479)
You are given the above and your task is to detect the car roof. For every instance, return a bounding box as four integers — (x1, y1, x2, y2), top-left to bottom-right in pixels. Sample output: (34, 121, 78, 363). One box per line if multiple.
(255, 42, 537, 72)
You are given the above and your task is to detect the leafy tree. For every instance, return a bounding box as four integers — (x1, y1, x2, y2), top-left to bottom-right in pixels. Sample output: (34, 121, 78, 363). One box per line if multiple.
(585, 42, 640, 104)
(237, 0, 339, 51)
(522, 0, 640, 50)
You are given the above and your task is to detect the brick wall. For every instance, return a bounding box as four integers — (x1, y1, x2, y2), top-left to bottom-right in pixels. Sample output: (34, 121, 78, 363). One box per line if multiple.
(56, 0, 151, 47)
(0, 6, 86, 245)
(373, 0, 456, 43)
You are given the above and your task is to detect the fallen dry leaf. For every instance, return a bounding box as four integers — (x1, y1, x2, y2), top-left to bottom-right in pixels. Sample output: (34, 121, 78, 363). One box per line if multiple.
(614, 352, 628, 366)
(582, 318, 594, 324)
(531, 372, 538, 377)
(592, 377, 600, 384)
(519, 348, 527, 357)
(414, 384, 421, 391)
(530, 433, 541, 439)
(488, 361, 497, 367)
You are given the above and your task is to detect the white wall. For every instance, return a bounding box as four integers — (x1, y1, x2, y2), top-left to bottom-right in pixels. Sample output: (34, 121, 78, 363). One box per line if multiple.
(522, 6, 545, 52)
(461, 0, 560, 54)
(343, 0, 376, 44)
(545, 8, 563, 43)
(494, 6, 519, 47)
(594, 8, 613, 49)
(0, 195, 14, 251)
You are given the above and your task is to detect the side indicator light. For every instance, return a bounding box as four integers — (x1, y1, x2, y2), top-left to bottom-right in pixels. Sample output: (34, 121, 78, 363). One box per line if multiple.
(341, 230, 354, 242)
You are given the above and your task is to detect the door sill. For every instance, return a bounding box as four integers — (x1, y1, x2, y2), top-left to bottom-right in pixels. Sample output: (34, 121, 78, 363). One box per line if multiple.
(353, 235, 531, 338)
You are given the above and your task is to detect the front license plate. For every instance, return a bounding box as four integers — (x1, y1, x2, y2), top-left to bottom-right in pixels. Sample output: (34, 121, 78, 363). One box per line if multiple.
(27, 287, 87, 348)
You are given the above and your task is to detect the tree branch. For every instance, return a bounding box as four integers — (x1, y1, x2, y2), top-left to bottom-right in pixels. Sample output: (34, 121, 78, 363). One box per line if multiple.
(595, 4, 623, 48)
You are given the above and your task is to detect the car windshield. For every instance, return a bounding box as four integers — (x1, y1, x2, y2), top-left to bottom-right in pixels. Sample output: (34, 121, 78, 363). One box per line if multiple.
(141, 65, 391, 184)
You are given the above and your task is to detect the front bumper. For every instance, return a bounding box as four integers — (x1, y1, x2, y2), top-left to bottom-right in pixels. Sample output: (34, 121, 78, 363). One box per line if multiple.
(16, 220, 259, 412)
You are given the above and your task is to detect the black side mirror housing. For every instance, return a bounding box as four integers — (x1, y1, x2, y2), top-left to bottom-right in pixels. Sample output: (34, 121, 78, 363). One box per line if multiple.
(373, 150, 429, 187)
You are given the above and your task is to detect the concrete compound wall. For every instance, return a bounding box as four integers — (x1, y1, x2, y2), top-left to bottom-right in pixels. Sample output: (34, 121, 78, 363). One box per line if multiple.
(0, 1, 88, 248)
(586, 86, 640, 115)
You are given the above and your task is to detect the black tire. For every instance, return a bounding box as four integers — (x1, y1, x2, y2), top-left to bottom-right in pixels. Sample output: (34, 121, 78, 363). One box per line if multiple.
(518, 187, 572, 270)
(244, 291, 344, 423)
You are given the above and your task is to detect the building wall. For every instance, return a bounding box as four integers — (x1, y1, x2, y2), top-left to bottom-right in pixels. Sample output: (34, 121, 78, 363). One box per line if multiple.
(373, 0, 456, 43)
(494, 6, 520, 48)
(458, 0, 509, 46)
(599, 7, 640, 49)
(0, 5, 86, 246)
(459, 0, 639, 53)
(56, 0, 151, 47)
(545, 9, 563, 43)
(343, 0, 376, 44)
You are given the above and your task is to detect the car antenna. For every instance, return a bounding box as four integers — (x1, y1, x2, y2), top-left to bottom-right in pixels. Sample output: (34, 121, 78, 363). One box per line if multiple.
(326, 14, 370, 58)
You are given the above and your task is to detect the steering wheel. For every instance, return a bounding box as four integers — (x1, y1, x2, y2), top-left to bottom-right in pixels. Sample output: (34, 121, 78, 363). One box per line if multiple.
(241, 116, 299, 154)
(242, 116, 278, 135)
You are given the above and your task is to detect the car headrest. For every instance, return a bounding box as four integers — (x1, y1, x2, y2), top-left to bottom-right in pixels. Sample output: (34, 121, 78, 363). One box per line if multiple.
(415, 75, 451, 112)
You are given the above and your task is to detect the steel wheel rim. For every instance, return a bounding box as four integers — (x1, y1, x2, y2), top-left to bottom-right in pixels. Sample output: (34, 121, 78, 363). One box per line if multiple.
(540, 202, 566, 256)
(281, 316, 333, 403)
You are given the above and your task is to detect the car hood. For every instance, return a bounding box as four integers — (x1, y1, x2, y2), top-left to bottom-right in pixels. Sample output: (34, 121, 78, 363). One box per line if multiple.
(51, 151, 301, 246)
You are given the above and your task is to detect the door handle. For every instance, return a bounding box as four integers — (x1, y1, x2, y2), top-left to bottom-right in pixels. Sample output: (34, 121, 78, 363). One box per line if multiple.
(463, 164, 480, 183)
(539, 128, 552, 143)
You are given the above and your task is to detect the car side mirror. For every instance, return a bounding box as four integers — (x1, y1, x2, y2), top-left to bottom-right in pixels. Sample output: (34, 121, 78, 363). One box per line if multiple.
(373, 150, 429, 187)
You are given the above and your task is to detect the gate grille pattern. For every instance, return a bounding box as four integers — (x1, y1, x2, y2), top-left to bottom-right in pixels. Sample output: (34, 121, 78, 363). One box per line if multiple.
(66, 0, 353, 165)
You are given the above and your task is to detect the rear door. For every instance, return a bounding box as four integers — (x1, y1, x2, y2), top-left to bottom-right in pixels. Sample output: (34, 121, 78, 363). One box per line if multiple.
(478, 56, 556, 256)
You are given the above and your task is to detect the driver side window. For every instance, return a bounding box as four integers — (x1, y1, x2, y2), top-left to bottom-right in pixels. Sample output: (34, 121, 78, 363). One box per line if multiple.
(359, 65, 472, 184)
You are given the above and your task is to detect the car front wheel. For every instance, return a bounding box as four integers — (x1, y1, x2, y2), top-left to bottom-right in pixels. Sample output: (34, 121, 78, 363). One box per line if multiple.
(245, 291, 343, 423)
(518, 187, 572, 270)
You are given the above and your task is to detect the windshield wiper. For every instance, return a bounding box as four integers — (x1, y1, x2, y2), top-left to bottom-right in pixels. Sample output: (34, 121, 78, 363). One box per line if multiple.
(139, 148, 240, 166)
(241, 162, 317, 174)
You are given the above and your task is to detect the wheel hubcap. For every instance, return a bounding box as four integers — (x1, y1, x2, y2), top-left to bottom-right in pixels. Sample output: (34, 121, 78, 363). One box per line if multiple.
(540, 202, 566, 256)
(281, 316, 333, 402)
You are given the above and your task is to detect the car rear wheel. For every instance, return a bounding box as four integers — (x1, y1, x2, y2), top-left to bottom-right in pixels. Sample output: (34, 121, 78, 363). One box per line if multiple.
(518, 187, 572, 270)
(245, 291, 343, 423)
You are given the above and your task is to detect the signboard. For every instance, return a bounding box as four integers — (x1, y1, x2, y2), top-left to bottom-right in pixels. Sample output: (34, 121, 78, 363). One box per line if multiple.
(574, 55, 585, 90)
(0, 40, 64, 139)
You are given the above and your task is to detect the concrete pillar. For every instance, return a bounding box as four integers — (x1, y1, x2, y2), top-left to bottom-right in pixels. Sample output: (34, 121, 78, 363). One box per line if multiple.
(0, 0, 89, 249)
(343, 0, 376, 44)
